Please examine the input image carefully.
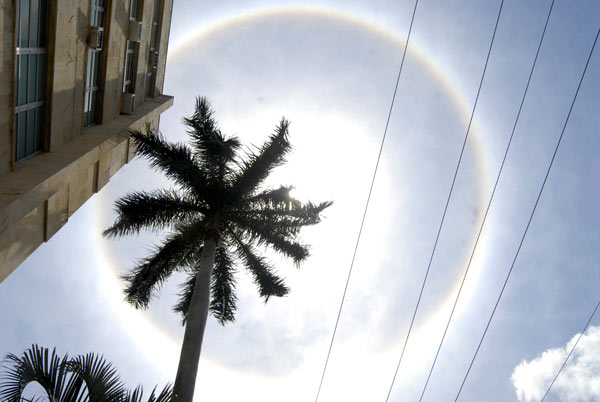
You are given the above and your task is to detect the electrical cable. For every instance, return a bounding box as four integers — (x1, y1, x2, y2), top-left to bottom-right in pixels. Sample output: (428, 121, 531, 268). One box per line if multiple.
(454, 23, 600, 402)
(540, 298, 600, 401)
(313, 0, 421, 400)
(384, 1, 505, 400)
(416, 1, 556, 400)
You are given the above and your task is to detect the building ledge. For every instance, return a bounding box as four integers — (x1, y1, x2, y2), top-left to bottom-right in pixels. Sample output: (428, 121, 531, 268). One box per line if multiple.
(0, 95, 173, 281)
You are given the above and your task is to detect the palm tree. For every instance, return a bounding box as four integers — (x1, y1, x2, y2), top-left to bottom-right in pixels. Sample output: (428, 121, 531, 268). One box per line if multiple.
(103, 97, 332, 401)
(0, 344, 172, 402)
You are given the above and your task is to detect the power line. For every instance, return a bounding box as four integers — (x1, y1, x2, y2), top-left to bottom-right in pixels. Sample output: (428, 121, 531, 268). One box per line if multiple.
(540, 298, 600, 402)
(384, 1, 505, 400)
(454, 23, 600, 402)
(313, 0, 421, 400)
(417, 1, 556, 400)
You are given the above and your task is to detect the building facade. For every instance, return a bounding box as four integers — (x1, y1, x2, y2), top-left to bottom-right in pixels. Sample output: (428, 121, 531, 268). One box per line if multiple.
(0, 0, 174, 281)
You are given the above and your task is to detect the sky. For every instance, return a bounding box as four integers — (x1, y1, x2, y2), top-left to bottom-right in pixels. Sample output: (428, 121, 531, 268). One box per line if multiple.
(2, 0, 600, 401)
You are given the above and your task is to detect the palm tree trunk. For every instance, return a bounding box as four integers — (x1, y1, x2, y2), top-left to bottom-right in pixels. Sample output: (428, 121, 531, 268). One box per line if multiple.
(173, 236, 217, 401)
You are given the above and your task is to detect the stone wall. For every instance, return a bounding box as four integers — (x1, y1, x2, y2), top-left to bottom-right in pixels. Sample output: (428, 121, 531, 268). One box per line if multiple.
(0, 95, 173, 282)
(0, 1, 15, 174)
(0, 0, 175, 282)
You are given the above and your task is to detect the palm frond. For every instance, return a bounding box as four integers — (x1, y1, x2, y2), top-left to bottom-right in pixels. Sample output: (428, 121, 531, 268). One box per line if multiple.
(0, 345, 82, 402)
(246, 185, 296, 207)
(122, 385, 143, 402)
(68, 353, 124, 402)
(144, 384, 173, 402)
(122, 223, 205, 309)
(103, 189, 201, 238)
(172, 272, 195, 325)
(1, 347, 173, 402)
(229, 215, 309, 264)
(183, 97, 241, 174)
(0, 354, 27, 402)
(121, 384, 172, 402)
(229, 118, 291, 201)
(173, 247, 237, 325)
(209, 247, 238, 324)
(228, 199, 332, 261)
(242, 199, 333, 225)
(229, 230, 288, 301)
(0, 354, 24, 401)
(129, 130, 211, 199)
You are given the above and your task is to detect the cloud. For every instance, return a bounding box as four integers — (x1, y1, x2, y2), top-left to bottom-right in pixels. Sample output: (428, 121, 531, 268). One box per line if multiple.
(511, 325, 600, 401)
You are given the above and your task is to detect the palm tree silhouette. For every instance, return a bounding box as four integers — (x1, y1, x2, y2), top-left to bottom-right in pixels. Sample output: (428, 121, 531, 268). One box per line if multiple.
(103, 97, 332, 401)
(0, 344, 172, 402)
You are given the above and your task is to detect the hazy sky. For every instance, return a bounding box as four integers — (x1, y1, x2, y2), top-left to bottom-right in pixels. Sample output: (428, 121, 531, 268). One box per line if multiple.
(2, 1, 600, 401)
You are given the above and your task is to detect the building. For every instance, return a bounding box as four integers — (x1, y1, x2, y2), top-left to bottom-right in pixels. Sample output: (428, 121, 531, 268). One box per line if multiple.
(0, 0, 174, 282)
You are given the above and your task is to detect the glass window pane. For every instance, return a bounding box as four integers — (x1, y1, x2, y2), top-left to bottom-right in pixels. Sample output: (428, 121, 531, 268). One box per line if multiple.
(127, 54, 133, 79)
(18, 55, 28, 106)
(26, 109, 36, 155)
(150, 24, 157, 49)
(35, 106, 44, 151)
(90, 52, 96, 87)
(16, 112, 27, 160)
(84, 91, 90, 113)
(29, 0, 39, 48)
(98, 29, 104, 49)
(28, 54, 37, 104)
(90, 92, 97, 120)
(19, 0, 30, 48)
(92, 52, 99, 87)
(84, 91, 91, 125)
(153, 0, 160, 18)
(85, 50, 93, 88)
(97, 52, 102, 85)
(124, 58, 129, 82)
(130, 0, 138, 19)
(39, 0, 47, 47)
(36, 53, 45, 101)
(146, 73, 151, 97)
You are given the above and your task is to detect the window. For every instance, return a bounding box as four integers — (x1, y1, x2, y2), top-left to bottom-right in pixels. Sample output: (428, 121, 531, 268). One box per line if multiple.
(129, 0, 138, 20)
(83, 0, 106, 127)
(14, 0, 48, 161)
(123, 0, 139, 94)
(146, 0, 160, 98)
(123, 41, 135, 93)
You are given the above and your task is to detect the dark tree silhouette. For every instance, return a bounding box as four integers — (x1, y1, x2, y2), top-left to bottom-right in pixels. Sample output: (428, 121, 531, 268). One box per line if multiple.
(0, 344, 172, 402)
(103, 97, 332, 401)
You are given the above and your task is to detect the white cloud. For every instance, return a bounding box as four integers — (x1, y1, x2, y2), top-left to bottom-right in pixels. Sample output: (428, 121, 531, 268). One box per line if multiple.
(511, 325, 600, 402)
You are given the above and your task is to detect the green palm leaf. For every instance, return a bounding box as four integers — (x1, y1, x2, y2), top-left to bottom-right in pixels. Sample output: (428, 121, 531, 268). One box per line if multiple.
(67, 353, 124, 402)
(0, 346, 171, 402)
(228, 118, 291, 203)
(230, 232, 288, 300)
(173, 247, 237, 325)
(122, 384, 172, 402)
(229, 214, 310, 264)
(129, 131, 212, 202)
(122, 222, 206, 309)
(1, 345, 83, 402)
(103, 189, 201, 238)
(183, 97, 241, 178)
(209, 247, 238, 324)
